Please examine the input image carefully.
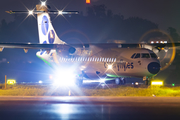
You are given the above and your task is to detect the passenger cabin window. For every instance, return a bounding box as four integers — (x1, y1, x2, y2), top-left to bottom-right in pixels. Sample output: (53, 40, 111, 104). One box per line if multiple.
(134, 53, 140, 58)
(131, 53, 136, 58)
(141, 53, 150, 58)
(150, 53, 157, 58)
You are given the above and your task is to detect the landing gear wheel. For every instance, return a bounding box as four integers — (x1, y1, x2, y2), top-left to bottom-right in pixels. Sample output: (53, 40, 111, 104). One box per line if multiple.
(121, 78, 126, 85)
(115, 78, 121, 85)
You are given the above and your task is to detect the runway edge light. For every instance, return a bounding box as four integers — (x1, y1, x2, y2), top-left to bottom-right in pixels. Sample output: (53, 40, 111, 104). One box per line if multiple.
(7, 79, 16, 85)
(151, 80, 164, 86)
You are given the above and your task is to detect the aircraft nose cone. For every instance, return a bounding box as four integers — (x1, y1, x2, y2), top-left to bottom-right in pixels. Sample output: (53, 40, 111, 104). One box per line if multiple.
(148, 62, 160, 74)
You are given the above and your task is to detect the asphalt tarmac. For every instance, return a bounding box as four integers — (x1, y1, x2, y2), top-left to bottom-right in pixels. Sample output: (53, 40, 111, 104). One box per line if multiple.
(0, 96, 180, 120)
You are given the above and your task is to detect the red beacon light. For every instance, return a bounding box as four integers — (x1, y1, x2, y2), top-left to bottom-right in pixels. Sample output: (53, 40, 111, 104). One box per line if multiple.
(86, 0, 90, 4)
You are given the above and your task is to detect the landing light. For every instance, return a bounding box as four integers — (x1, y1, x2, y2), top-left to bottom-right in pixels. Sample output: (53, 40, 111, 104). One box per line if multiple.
(108, 64, 113, 69)
(52, 68, 76, 86)
(100, 79, 105, 83)
(135, 82, 139, 85)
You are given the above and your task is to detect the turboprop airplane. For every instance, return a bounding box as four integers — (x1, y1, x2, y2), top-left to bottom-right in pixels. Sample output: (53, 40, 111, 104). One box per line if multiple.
(3, 2, 173, 86)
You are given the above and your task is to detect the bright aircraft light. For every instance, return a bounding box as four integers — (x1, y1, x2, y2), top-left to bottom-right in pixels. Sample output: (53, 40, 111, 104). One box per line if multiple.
(58, 11, 63, 15)
(53, 68, 76, 86)
(100, 79, 105, 83)
(135, 82, 139, 85)
(41, 1, 46, 6)
(108, 64, 113, 69)
(28, 10, 33, 15)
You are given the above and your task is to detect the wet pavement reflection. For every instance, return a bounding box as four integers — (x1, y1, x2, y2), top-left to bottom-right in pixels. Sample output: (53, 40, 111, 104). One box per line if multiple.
(0, 101, 180, 120)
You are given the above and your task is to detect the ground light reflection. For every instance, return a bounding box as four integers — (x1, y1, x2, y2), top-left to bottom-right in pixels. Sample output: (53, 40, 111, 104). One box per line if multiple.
(50, 103, 109, 119)
(52, 104, 76, 119)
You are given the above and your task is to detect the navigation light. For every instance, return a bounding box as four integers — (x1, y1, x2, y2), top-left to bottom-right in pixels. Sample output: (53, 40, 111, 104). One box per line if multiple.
(28, 10, 33, 15)
(58, 11, 63, 15)
(41, 1, 46, 6)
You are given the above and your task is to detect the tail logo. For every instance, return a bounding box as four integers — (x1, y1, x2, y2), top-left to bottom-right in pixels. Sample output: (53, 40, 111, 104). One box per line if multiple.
(48, 30, 55, 43)
(41, 15, 49, 35)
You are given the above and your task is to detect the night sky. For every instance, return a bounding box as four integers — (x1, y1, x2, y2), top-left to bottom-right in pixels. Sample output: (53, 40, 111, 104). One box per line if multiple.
(1, 0, 180, 32)
(0, 0, 180, 83)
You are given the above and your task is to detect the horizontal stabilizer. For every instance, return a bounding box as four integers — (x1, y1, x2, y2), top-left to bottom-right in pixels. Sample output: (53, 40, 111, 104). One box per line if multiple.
(6, 10, 79, 15)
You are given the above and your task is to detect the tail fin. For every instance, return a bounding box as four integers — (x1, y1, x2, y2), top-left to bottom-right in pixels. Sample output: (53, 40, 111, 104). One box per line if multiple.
(36, 4, 66, 44)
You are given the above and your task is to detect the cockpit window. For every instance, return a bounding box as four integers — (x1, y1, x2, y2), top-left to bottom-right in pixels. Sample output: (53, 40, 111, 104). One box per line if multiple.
(134, 53, 140, 58)
(141, 53, 150, 58)
(131, 53, 136, 58)
(150, 53, 157, 58)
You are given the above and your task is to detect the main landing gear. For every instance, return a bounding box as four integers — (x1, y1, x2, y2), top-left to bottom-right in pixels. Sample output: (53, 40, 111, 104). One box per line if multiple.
(75, 76, 83, 87)
(145, 79, 149, 85)
(115, 78, 126, 85)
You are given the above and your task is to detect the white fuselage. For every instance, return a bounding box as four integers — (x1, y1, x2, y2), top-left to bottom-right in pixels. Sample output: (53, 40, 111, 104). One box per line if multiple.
(36, 46, 160, 79)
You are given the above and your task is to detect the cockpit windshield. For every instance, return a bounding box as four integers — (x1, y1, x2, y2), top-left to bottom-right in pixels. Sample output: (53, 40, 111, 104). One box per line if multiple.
(131, 53, 157, 59)
(134, 53, 140, 58)
(141, 53, 150, 58)
(131, 53, 136, 58)
(150, 53, 157, 58)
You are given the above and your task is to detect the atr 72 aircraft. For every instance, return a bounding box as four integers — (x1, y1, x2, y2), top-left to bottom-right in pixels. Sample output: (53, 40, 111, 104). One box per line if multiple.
(2, 2, 167, 86)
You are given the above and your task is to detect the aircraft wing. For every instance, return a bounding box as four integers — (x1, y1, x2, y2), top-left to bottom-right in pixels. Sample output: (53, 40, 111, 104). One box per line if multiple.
(0, 42, 178, 52)
(0, 43, 76, 53)
(69, 43, 179, 49)
(0, 43, 71, 49)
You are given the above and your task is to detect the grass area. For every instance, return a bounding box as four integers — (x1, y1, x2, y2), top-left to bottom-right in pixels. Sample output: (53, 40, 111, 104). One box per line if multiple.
(0, 84, 180, 96)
